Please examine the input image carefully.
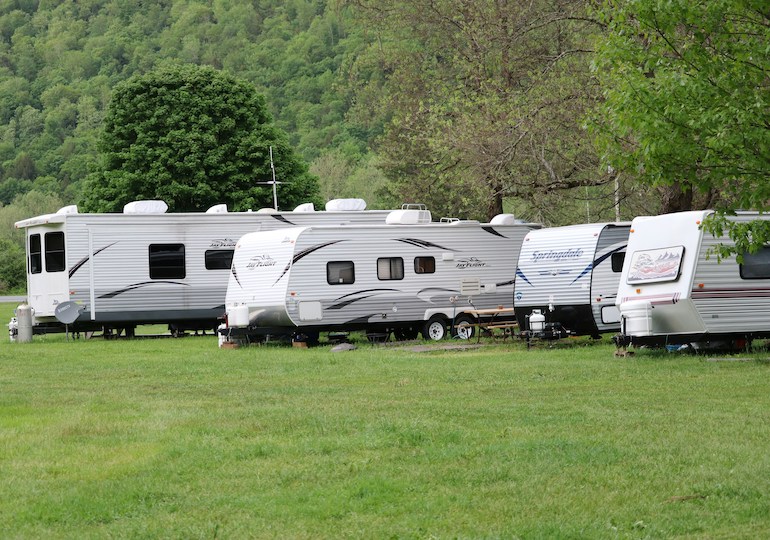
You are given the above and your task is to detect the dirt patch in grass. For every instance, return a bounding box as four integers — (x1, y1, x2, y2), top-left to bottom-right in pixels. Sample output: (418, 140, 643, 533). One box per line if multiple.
(380, 341, 486, 353)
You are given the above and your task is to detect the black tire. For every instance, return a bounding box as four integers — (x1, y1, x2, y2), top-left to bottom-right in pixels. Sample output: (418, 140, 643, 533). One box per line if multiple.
(394, 327, 419, 341)
(452, 314, 476, 340)
(422, 316, 447, 341)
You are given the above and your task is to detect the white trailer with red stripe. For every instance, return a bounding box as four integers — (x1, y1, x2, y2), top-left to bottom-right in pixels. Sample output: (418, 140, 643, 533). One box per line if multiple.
(615, 210, 770, 349)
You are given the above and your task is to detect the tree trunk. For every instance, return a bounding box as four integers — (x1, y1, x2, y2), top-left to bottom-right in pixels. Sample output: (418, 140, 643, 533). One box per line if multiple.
(487, 185, 504, 220)
(659, 183, 693, 213)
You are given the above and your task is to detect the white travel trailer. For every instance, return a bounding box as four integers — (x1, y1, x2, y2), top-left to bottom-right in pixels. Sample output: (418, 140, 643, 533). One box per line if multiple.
(615, 210, 770, 349)
(15, 199, 400, 335)
(514, 223, 631, 338)
(223, 212, 540, 342)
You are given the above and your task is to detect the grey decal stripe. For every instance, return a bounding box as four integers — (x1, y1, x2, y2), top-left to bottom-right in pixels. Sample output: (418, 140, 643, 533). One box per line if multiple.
(395, 238, 455, 251)
(274, 240, 345, 285)
(333, 288, 399, 301)
(232, 265, 242, 289)
(69, 242, 118, 278)
(329, 295, 379, 310)
(329, 289, 400, 310)
(270, 215, 296, 225)
(571, 245, 627, 285)
(481, 226, 507, 238)
(417, 287, 456, 295)
(98, 281, 190, 299)
(344, 315, 378, 325)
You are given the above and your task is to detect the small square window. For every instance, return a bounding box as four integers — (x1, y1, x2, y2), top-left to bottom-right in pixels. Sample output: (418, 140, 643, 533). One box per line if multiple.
(149, 244, 186, 279)
(611, 252, 625, 273)
(378, 257, 404, 280)
(414, 257, 436, 274)
(205, 250, 234, 270)
(740, 247, 770, 279)
(45, 232, 66, 273)
(29, 234, 42, 274)
(327, 261, 354, 284)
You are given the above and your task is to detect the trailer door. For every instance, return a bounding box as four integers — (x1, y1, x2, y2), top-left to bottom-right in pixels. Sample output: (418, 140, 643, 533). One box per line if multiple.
(26, 227, 70, 317)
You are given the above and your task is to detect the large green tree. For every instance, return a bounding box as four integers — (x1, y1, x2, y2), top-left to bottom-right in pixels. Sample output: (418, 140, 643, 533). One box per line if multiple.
(592, 0, 770, 250)
(343, 0, 622, 223)
(81, 64, 320, 212)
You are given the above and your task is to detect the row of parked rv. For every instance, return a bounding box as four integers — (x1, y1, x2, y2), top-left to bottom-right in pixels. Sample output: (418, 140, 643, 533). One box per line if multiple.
(15, 199, 770, 349)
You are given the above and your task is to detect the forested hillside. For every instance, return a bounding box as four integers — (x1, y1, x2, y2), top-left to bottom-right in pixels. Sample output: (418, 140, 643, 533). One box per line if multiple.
(0, 0, 372, 203)
(0, 0, 767, 290)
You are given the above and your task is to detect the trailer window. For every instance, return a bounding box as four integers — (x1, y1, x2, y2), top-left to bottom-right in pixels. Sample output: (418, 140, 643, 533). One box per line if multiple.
(44, 232, 66, 272)
(611, 252, 625, 273)
(626, 246, 684, 284)
(29, 234, 42, 274)
(327, 261, 354, 285)
(414, 256, 436, 274)
(205, 250, 234, 270)
(378, 257, 404, 280)
(149, 244, 186, 279)
(740, 247, 770, 279)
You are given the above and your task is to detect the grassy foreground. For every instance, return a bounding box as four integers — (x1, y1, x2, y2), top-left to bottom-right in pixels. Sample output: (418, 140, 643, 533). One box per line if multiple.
(1, 306, 770, 538)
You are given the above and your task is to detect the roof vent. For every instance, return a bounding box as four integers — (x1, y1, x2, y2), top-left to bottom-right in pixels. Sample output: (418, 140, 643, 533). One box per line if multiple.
(325, 198, 367, 211)
(206, 204, 228, 214)
(490, 213, 518, 225)
(56, 205, 78, 215)
(293, 202, 315, 212)
(123, 200, 168, 214)
(386, 209, 432, 225)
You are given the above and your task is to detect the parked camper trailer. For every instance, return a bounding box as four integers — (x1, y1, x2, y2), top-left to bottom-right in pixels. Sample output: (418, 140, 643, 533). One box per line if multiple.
(223, 212, 539, 342)
(615, 210, 770, 349)
(15, 199, 401, 335)
(514, 223, 631, 338)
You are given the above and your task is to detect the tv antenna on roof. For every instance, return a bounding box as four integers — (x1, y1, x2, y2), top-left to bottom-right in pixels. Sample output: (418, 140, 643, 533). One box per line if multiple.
(256, 146, 281, 210)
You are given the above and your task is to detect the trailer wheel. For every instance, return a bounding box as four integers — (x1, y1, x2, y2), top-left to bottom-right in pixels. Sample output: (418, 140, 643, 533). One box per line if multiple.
(422, 316, 447, 341)
(452, 314, 476, 340)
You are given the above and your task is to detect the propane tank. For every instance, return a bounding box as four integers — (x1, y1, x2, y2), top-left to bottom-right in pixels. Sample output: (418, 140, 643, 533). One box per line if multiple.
(529, 309, 546, 333)
(226, 304, 249, 328)
(8, 317, 18, 342)
(16, 303, 34, 343)
(217, 323, 227, 348)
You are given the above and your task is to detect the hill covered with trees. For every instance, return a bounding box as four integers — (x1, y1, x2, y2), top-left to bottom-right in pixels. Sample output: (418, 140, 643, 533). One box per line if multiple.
(0, 0, 767, 290)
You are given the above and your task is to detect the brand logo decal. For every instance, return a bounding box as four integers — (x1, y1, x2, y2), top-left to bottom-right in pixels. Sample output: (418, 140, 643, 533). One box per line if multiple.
(455, 257, 487, 269)
(531, 249, 583, 263)
(246, 254, 277, 269)
(209, 238, 237, 248)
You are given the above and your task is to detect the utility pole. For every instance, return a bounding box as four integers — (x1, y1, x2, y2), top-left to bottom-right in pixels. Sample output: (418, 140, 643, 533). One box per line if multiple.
(256, 146, 281, 210)
(609, 166, 620, 222)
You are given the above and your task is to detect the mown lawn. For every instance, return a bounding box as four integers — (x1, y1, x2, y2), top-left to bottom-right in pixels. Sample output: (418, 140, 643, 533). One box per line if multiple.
(1, 304, 769, 538)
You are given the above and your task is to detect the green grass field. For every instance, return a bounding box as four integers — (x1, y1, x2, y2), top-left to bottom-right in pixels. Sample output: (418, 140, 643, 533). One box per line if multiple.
(1, 303, 769, 538)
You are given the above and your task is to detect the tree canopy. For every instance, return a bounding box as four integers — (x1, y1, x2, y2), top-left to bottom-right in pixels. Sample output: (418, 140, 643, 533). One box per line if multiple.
(342, 0, 630, 223)
(592, 0, 770, 251)
(80, 64, 320, 212)
(1, 0, 768, 290)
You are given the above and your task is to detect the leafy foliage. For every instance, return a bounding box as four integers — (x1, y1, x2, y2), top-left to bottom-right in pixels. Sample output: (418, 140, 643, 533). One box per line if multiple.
(0, 1, 369, 210)
(592, 0, 770, 243)
(0, 238, 25, 291)
(343, 0, 619, 223)
(80, 65, 320, 212)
